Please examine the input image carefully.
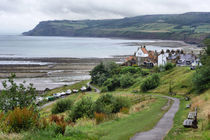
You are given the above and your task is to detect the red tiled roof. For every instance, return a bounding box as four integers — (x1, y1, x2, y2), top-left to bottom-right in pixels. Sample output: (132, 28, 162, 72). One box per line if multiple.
(126, 56, 136, 61)
(141, 48, 148, 54)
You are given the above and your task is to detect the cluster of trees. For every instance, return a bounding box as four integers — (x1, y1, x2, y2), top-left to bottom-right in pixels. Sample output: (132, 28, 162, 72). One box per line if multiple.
(90, 62, 147, 92)
(67, 94, 131, 122)
(193, 38, 210, 93)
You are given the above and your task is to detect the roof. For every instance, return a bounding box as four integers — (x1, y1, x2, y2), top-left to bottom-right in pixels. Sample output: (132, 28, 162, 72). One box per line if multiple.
(126, 56, 136, 61)
(141, 47, 148, 54)
(136, 47, 149, 57)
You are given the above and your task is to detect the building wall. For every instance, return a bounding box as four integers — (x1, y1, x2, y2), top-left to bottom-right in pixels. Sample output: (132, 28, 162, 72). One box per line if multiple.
(158, 54, 167, 66)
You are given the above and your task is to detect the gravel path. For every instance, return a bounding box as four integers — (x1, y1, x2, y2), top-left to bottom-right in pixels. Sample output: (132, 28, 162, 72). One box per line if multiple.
(131, 96, 180, 140)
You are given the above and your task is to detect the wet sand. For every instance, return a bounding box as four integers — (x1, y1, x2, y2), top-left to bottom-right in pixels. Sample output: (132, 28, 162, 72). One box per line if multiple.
(0, 57, 124, 91)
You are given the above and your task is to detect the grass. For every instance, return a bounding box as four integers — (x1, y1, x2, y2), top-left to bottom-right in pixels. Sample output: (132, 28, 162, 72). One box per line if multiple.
(84, 97, 168, 140)
(23, 96, 168, 140)
(151, 67, 195, 95)
(164, 94, 210, 140)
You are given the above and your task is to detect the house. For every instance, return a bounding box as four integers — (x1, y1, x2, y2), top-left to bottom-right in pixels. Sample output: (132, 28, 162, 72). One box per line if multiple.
(123, 56, 136, 66)
(177, 53, 197, 66)
(158, 53, 169, 66)
(135, 46, 149, 66)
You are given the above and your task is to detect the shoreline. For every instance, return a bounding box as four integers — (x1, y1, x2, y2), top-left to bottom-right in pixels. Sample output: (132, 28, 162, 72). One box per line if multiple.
(0, 37, 202, 91)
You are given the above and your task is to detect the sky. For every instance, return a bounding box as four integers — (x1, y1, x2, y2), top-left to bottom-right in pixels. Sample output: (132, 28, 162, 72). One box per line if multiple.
(0, 0, 210, 34)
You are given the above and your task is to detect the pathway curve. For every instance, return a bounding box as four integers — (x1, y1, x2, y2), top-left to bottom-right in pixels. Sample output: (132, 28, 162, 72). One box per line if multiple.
(87, 82, 100, 93)
(131, 96, 180, 140)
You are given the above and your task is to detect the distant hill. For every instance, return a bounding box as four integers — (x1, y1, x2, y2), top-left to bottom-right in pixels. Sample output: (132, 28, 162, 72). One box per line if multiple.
(23, 12, 210, 44)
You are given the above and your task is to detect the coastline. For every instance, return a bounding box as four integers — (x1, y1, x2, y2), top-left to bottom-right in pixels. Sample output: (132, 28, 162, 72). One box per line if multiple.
(0, 57, 124, 91)
(0, 37, 202, 91)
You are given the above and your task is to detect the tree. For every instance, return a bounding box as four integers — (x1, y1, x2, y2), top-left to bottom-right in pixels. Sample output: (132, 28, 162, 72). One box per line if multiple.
(0, 74, 36, 112)
(90, 63, 108, 85)
(193, 38, 210, 93)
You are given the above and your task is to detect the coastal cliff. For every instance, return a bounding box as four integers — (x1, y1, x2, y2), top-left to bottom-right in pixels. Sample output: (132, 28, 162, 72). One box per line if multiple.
(23, 12, 210, 44)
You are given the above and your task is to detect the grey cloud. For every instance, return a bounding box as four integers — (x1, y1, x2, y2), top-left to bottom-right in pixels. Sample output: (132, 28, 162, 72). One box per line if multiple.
(0, 0, 210, 34)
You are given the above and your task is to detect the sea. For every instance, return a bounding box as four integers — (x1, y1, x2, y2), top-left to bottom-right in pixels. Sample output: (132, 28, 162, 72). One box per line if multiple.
(0, 35, 178, 90)
(0, 35, 172, 59)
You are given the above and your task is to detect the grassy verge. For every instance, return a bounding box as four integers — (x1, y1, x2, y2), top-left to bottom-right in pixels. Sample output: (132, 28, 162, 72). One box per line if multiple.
(164, 95, 210, 140)
(23, 96, 168, 140)
(83, 97, 168, 140)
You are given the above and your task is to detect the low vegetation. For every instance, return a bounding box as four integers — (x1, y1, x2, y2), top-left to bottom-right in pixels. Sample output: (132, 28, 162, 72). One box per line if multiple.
(1, 40, 210, 140)
(141, 73, 160, 92)
(193, 38, 210, 93)
(51, 98, 73, 114)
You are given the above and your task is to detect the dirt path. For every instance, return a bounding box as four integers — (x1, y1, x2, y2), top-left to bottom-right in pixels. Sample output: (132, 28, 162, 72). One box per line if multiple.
(131, 96, 180, 140)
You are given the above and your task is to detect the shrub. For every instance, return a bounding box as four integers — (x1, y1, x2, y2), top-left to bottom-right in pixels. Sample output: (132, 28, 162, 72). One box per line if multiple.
(90, 63, 108, 86)
(93, 94, 115, 114)
(119, 74, 134, 88)
(93, 94, 131, 114)
(5, 107, 38, 132)
(193, 65, 210, 93)
(50, 115, 69, 135)
(90, 62, 120, 86)
(112, 96, 131, 113)
(120, 107, 129, 114)
(120, 66, 142, 74)
(70, 97, 94, 121)
(102, 76, 120, 91)
(0, 74, 36, 112)
(51, 99, 73, 114)
(164, 63, 175, 71)
(192, 39, 210, 93)
(94, 112, 106, 124)
(39, 118, 49, 129)
(141, 74, 160, 92)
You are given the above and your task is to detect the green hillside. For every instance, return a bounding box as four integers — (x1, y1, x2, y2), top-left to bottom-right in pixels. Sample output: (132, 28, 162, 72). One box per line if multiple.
(23, 12, 210, 44)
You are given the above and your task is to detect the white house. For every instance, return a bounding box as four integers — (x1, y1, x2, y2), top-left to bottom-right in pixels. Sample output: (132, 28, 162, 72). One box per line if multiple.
(158, 53, 169, 66)
(135, 46, 149, 66)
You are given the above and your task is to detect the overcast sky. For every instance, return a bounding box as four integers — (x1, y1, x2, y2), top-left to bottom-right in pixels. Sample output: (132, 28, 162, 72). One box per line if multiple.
(0, 0, 210, 34)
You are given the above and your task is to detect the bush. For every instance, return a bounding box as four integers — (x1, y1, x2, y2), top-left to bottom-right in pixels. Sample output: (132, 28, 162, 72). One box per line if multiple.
(119, 74, 134, 88)
(51, 99, 73, 114)
(120, 66, 142, 74)
(50, 115, 69, 135)
(141, 74, 160, 92)
(193, 65, 210, 93)
(90, 63, 108, 86)
(90, 62, 120, 86)
(0, 74, 36, 112)
(192, 38, 210, 93)
(120, 107, 129, 114)
(112, 96, 131, 113)
(70, 97, 94, 121)
(164, 63, 175, 71)
(93, 94, 115, 114)
(94, 112, 106, 124)
(93, 94, 131, 114)
(5, 107, 38, 132)
(102, 76, 120, 91)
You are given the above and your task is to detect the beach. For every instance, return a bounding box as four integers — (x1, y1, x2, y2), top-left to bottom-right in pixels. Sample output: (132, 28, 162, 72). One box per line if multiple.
(0, 36, 202, 91)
